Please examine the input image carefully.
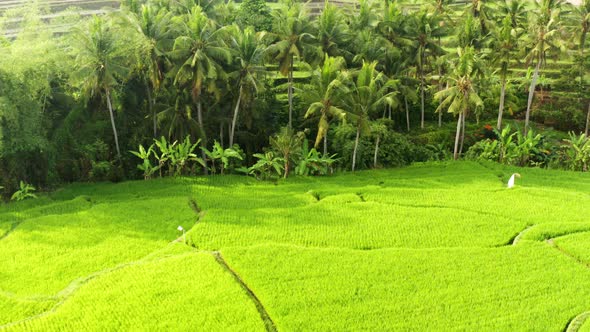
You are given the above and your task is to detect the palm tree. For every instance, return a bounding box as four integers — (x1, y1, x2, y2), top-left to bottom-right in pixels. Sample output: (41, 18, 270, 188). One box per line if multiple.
(435, 47, 484, 160)
(465, 0, 495, 35)
(340, 61, 397, 171)
(316, 2, 350, 59)
(157, 88, 200, 141)
(410, 10, 446, 129)
(170, 5, 231, 172)
(302, 55, 347, 154)
(492, 15, 521, 129)
(118, 4, 173, 138)
(523, 0, 565, 134)
(267, 1, 316, 129)
(569, 0, 590, 135)
(228, 26, 266, 147)
(70, 16, 133, 158)
(496, 0, 527, 30)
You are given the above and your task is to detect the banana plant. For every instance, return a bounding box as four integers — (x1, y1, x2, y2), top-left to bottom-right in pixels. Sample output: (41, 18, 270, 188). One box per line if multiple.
(563, 133, 590, 171)
(248, 152, 284, 179)
(130, 144, 160, 180)
(154, 136, 177, 176)
(11, 181, 37, 201)
(170, 137, 205, 176)
(201, 141, 243, 175)
(296, 140, 338, 176)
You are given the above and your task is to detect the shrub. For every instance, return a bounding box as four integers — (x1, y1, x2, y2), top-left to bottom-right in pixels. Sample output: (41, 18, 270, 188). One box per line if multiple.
(10, 181, 37, 201)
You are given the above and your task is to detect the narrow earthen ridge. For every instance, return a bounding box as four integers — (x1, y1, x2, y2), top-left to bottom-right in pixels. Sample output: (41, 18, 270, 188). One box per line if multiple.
(565, 311, 590, 332)
(212, 252, 277, 332)
(547, 239, 590, 269)
(511, 225, 534, 245)
(0, 220, 23, 241)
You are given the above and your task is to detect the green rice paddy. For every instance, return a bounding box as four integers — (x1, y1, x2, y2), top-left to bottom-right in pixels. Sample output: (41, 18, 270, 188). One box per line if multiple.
(1, 161, 589, 331)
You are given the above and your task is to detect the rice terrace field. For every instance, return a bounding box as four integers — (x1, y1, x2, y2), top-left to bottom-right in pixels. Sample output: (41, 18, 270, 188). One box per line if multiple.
(0, 161, 588, 331)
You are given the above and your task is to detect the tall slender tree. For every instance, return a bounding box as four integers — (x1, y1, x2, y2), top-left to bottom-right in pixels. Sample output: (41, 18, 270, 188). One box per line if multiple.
(340, 61, 397, 171)
(119, 4, 173, 138)
(523, 0, 565, 134)
(435, 47, 484, 160)
(170, 6, 231, 172)
(303, 55, 347, 154)
(492, 15, 521, 129)
(267, 1, 316, 129)
(228, 26, 266, 147)
(70, 16, 133, 158)
(569, 0, 590, 135)
(410, 10, 446, 129)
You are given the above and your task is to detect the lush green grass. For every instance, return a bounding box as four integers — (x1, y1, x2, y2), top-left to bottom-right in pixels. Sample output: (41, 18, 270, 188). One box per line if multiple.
(5, 245, 265, 331)
(224, 243, 590, 331)
(1, 161, 589, 330)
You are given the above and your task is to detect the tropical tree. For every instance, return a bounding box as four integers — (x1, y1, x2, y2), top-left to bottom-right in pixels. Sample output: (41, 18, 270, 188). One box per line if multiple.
(340, 61, 398, 171)
(302, 55, 347, 154)
(435, 47, 484, 160)
(465, 0, 495, 35)
(569, 0, 590, 135)
(228, 26, 266, 147)
(118, 4, 173, 138)
(157, 88, 200, 141)
(270, 126, 304, 178)
(69, 16, 134, 158)
(267, 1, 316, 129)
(316, 3, 350, 59)
(492, 15, 522, 129)
(170, 5, 231, 172)
(523, 0, 565, 133)
(409, 10, 447, 129)
(496, 0, 527, 30)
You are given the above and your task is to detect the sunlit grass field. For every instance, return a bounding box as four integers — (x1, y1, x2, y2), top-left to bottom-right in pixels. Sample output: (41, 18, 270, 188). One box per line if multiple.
(1, 161, 589, 331)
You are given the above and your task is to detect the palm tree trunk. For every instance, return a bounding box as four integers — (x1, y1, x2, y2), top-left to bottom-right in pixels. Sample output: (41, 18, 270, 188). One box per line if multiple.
(525, 60, 541, 135)
(323, 135, 327, 155)
(352, 126, 360, 171)
(146, 85, 156, 138)
(220, 122, 224, 149)
(459, 108, 467, 155)
(420, 54, 425, 129)
(284, 152, 289, 179)
(453, 112, 462, 160)
(420, 79, 425, 129)
(585, 101, 590, 137)
(438, 111, 442, 128)
(230, 86, 242, 147)
(405, 96, 410, 132)
(288, 55, 294, 129)
(197, 100, 209, 175)
(373, 135, 380, 168)
(105, 89, 121, 158)
(497, 77, 507, 130)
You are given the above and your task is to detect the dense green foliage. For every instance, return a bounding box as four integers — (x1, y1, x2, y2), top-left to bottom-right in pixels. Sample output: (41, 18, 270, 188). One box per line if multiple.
(0, 161, 589, 330)
(1, 0, 589, 196)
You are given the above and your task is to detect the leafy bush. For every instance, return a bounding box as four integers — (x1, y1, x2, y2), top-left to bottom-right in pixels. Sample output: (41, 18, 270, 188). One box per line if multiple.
(234, 0, 272, 32)
(130, 136, 205, 178)
(332, 123, 437, 170)
(295, 140, 338, 176)
(560, 132, 590, 171)
(247, 152, 284, 179)
(130, 144, 159, 180)
(10, 181, 38, 201)
(202, 141, 244, 175)
(466, 125, 554, 167)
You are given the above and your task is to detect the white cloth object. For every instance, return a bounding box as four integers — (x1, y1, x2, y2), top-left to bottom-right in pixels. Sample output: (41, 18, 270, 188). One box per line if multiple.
(507, 173, 519, 189)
